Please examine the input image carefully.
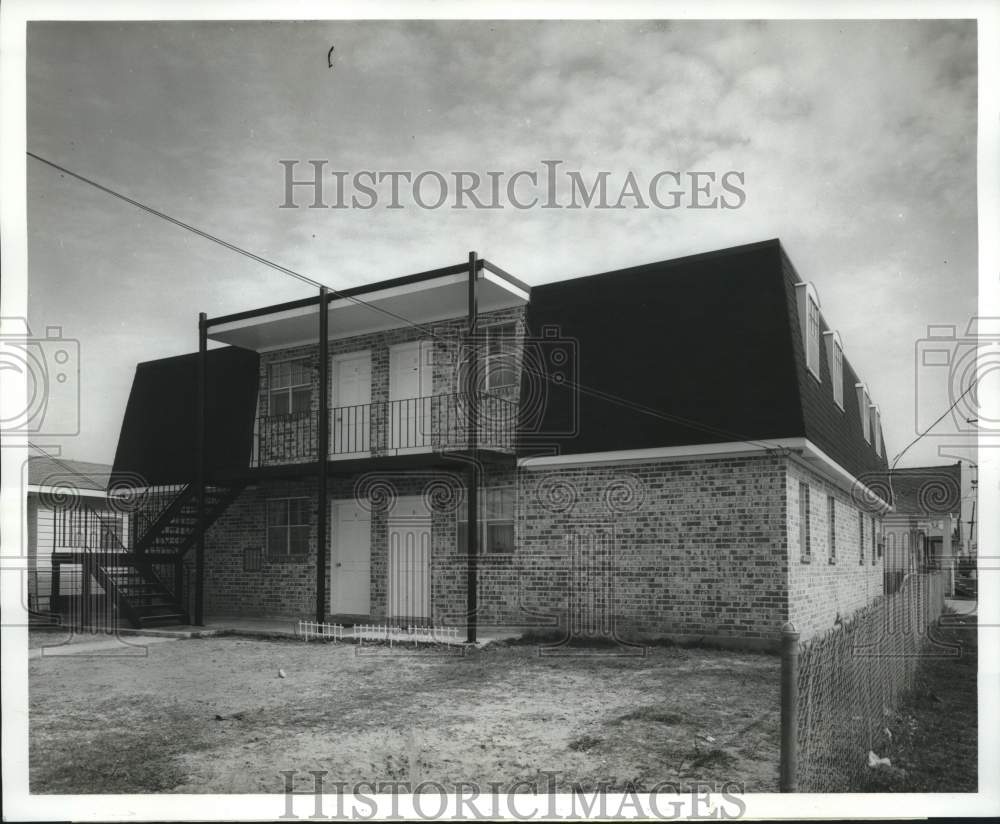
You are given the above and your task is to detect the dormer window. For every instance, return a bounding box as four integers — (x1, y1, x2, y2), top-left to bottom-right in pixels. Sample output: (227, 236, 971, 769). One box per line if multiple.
(823, 330, 844, 409)
(872, 406, 882, 456)
(856, 383, 871, 442)
(795, 282, 822, 381)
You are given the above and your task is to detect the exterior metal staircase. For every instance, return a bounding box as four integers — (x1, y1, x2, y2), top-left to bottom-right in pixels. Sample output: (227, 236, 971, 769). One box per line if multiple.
(56, 483, 244, 629)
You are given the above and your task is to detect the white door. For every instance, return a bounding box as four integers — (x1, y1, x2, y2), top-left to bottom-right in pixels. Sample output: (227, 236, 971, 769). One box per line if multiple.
(387, 495, 431, 621)
(331, 352, 372, 456)
(388, 341, 433, 452)
(331, 500, 371, 615)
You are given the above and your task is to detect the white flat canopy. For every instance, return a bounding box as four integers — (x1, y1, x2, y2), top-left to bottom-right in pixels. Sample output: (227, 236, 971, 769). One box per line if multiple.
(209, 270, 529, 352)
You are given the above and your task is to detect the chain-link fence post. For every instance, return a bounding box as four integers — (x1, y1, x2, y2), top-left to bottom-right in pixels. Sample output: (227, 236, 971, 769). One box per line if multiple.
(780, 621, 800, 792)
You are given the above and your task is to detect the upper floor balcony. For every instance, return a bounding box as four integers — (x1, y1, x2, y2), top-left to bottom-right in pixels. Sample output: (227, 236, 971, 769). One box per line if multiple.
(205, 257, 530, 472)
(254, 391, 517, 466)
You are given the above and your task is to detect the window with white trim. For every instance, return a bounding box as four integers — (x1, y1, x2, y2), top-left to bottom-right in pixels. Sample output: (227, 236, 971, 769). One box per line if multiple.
(799, 482, 811, 562)
(795, 283, 822, 381)
(871, 516, 877, 566)
(824, 331, 844, 409)
(873, 407, 883, 456)
(266, 497, 310, 557)
(269, 359, 312, 416)
(856, 384, 871, 443)
(859, 513, 865, 565)
(457, 486, 515, 553)
(807, 298, 821, 376)
(484, 323, 518, 390)
(827, 495, 836, 564)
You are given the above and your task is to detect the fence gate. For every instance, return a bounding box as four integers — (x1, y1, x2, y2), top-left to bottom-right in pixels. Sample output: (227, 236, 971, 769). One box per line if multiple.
(387, 496, 431, 622)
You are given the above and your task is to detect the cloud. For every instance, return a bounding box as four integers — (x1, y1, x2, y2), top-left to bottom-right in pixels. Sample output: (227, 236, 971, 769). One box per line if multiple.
(25, 19, 977, 465)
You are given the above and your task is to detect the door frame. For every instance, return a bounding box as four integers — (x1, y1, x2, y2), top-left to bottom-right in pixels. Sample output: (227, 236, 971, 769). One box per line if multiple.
(330, 350, 372, 458)
(330, 497, 372, 617)
(388, 341, 434, 454)
(388, 340, 433, 400)
(386, 495, 432, 621)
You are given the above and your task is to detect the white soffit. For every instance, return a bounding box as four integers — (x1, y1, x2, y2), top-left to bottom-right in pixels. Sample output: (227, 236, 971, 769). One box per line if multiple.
(208, 273, 528, 351)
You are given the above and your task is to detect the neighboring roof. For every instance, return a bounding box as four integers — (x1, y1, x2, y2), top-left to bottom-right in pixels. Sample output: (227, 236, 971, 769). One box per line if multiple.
(112, 347, 260, 485)
(888, 463, 962, 516)
(27, 456, 114, 492)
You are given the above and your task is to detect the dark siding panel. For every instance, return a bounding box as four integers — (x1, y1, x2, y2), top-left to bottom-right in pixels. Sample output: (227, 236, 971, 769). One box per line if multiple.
(112, 347, 260, 485)
(517, 241, 804, 456)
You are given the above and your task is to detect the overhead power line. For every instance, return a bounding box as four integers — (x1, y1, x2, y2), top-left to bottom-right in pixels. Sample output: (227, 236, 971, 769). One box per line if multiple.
(26, 151, 439, 336)
(890, 379, 978, 472)
(28, 151, 322, 290)
(27, 150, 792, 453)
(887, 378, 978, 509)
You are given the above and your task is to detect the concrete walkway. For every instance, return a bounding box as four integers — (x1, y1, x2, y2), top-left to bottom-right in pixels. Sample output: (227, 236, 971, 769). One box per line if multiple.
(29, 634, 179, 659)
(32, 616, 527, 649)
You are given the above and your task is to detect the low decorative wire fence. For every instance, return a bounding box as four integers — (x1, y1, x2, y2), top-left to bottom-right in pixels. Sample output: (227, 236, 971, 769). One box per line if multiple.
(297, 620, 461, 646)
(781, 572, 947, 791)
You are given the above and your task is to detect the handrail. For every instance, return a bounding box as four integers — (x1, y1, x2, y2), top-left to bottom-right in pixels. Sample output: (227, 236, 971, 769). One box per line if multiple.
(254, 391, 517, 466)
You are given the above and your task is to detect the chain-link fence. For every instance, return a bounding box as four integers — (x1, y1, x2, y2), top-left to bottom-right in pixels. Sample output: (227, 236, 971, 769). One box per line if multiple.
(784, 572, 946, 791)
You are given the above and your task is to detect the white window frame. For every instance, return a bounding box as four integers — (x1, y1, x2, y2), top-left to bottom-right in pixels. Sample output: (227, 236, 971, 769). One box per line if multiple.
(859, 513, 865, 565)
(483, 322, 519, 391)
(827, 495, 837, 564)
(457, 486, 515, 554)
(856, 383, 871, 443)
(268, 357, 312, 416)
(266, 496, 311, 557)
(795, 282, 822, 382)
(871, 516, 878, 566)
(872, 405, 883, 456)
(823, 330, 845, 410)
(799, 482, 811, 562)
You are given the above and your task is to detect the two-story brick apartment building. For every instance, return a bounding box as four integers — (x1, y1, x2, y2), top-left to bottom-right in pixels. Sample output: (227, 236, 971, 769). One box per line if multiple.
(105, 239, 889, 647)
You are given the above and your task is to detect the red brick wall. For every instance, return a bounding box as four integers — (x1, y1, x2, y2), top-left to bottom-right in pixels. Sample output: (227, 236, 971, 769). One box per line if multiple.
(785, 457, 885, 640)
(201, 453, 885, 646)
(203, 472, 470, 623)
(485, 455, 791, 645)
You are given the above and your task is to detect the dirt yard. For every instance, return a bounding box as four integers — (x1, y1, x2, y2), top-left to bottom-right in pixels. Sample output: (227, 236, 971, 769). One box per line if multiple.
(29, 633, 780, 794)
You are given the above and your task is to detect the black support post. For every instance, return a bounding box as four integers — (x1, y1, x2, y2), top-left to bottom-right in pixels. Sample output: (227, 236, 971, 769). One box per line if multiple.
(466, 251, 479, 644)
(194, 311, 207, 626)
(51, 561, 61, 614)
(779, 621, 800, 792)
(175, 557, 184, 616)
(316, 287, 330, 623)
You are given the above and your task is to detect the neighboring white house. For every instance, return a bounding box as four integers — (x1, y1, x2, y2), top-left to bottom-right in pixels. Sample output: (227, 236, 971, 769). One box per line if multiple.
(883, 462, 962, 594)
(26, 456, 126, 614)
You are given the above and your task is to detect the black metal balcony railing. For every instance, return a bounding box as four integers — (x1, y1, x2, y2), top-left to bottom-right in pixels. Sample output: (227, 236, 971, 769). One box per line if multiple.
(253, 392, 516, 467)
(54, 506, 128, 552)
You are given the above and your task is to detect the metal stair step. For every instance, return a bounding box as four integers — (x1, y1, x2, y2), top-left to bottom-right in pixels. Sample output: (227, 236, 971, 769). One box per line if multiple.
(127, 597, 175, 607)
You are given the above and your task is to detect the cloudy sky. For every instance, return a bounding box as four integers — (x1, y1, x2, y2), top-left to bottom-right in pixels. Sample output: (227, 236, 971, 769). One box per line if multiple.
(25, 19, 978, 468)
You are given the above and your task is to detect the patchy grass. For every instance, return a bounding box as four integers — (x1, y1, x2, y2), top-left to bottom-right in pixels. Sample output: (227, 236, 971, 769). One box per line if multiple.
(689, 748, 737, 770)
(614, 707, 685, 725)
(567, 734, 603, 752)
(30, 636, 780, 794)
(860, 612, 978, 792)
